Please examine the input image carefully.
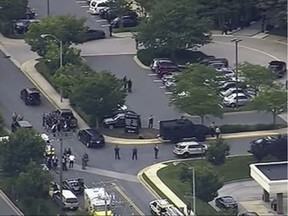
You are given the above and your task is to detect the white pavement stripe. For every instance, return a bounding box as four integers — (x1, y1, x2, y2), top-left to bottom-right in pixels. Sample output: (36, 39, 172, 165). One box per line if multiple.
(165, 92, 172, 95)
(81, 5, 89, 8)
(76, 0, 87, 3)
(101, 24, 110, 27)
(159, 86, 166, 89)
(96, 19, 107, 22)
(73, 164, 139, 183)
(148, 74, 157, 76)
(153, 80, 162, 83)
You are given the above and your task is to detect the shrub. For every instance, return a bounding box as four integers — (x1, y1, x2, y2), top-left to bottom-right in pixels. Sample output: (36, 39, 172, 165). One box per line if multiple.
(206, 138, 230, 165)
(137, 49, 208, 66)
(220, 124, 286, 134)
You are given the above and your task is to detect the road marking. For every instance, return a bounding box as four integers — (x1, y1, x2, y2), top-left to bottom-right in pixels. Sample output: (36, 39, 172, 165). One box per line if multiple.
(153, 80, 162, 83)
(165, 92, 172, 95)
(76, 0, 87, 3)
(81, 5, 89, 8)
(101, 24, 110, 27)
(148, 73, 157, 76)
(96, 19, 107, 22)
(159, 86, 166, 89)
(112, 182, 145, 216)
(213, 40, 280, 61)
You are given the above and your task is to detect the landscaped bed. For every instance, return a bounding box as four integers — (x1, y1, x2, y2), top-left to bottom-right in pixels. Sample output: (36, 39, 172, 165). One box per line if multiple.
(99, 128, 159, 139)
(144, 156, 277, 216)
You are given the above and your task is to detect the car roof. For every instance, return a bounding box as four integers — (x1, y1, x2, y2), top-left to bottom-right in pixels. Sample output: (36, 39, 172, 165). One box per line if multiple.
(220, 196, 235, 202)
(177, 141, 200, 146)
(17, 120, 33, 128)
(269, 61, 286, 65)
(85, 128, 101, 136)
(25, 87, 40, 94)
(59, 109, 72, 113)
(62, 190, 77, 198)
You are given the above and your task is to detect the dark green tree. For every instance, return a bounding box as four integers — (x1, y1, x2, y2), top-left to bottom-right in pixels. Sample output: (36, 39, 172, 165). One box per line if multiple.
(106, 0, 133, 17)
(206, 138, 230, 165)
(270, 135, 287, 161)
(25, 15, 86, 56)
(239, 62, 276, 95)
(250, 87, 287, 124)
(0, 129, 46, 175)
(70, 72, 127, 127)
(136, 0, 211, 54)
(180, 165, 223, 202)
(15, 161, 52, 199)
(0, 0, 28, 21)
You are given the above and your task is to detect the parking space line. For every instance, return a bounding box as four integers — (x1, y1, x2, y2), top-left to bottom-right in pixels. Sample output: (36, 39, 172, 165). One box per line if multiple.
(81, 5, 89, 8)
(159, 86, 166, 89)
(148, 74, 157, 76)
(96, 19, 107, 22)
(101, 24, 110, 27)
(153, 80, 162, 83)
(165, 92, 173, 95)
(112, 183, 145, 216)
(76, 0, 87, 3)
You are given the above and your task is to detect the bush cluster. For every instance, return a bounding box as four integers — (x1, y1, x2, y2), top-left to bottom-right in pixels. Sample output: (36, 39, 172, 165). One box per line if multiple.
(220, 124, 286, 134)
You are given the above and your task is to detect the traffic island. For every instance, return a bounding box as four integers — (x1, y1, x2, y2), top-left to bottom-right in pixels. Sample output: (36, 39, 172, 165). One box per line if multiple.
(99, 128, 159, 139)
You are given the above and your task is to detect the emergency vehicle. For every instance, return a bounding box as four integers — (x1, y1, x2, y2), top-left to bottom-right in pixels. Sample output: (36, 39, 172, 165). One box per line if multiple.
(84, 187, 113, 216)
(149, 199, 184, 216)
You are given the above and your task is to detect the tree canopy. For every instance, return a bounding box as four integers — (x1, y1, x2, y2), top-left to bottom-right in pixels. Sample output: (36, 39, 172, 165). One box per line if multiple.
(206, 138, 230, 165)
(106, 0, 133, 17)
(70, 72, 127, 127)
(239, 62, 276, 95)
(171, 64, 223, 124)
(15, 161, 52, 199)
(0, 0, 28, 21)
(25, 15, 86, 56)
(251, 87, 287, 124)
(136, 0, 211, 53)
(0, 129, 46, 175)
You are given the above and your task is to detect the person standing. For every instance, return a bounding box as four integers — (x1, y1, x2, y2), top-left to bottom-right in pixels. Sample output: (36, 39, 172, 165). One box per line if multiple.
(127, 79, 132, 93)
(148, 115, 154, 128)
(42, 113, 46, 127)
(123, 76, 127, 91)
(210, 122, 216, 137)
(114, 145, 120, 160)
(215, 126, 221, 139)
(62, 156, 67, 171)
(69, 154, 75, 168)
(132, 146, 138, 160)
(109, 24, 113, 37)
(12, 112, 17, 122)
(154, 144, 159, 159)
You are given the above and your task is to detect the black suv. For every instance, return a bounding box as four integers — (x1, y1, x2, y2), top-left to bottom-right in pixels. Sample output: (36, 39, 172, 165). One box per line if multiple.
(20, 88, 41, 105)
(268, 61, 287, 78)
(77, 129, 105, 148)
(11, 120, 33, 133)
(53, 109, 78, 129)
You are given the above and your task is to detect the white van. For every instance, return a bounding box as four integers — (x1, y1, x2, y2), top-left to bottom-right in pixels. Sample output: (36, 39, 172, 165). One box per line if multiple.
(89, 0, 108, 15)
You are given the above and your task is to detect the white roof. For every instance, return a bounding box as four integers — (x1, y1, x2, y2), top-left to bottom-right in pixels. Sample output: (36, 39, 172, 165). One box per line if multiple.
(41, 133, 50, 142)
(62, 189, 77, 199)
(85, 187, 111, 206)
(0, 136, 9, 142)
(177, 141, 199, 146)
(150, 199, 172, 207)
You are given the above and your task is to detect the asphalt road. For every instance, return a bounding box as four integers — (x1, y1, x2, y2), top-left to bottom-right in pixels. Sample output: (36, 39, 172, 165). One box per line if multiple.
(0, 190, 22, 216)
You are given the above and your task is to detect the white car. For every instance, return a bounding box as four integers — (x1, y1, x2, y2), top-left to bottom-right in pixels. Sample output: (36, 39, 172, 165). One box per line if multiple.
(220, 88, 245, 98)
(89, 0, 108, 15)
(173, 141, 207, 158)
(223, 93, 250, 108)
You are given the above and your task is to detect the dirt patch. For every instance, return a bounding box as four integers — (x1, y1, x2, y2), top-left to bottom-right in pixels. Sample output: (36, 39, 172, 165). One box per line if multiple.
(99, 128, 159, 139)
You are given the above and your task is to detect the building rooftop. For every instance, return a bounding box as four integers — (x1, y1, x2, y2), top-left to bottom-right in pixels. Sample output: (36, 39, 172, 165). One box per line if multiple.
(256, 163, 288, 181)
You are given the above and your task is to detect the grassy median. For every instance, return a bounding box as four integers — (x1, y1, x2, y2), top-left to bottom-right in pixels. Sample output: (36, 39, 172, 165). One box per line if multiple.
(143, 156, 258, 215)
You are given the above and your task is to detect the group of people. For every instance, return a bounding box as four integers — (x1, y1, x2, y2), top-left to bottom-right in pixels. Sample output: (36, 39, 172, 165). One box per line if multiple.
(44, 143, 58, 170)
(114, 144, 159, 160)
(123, 76, 133, 93)
(11, 112, 23, 122)
(61, 148, 76, 171)
(42, 113, 70, 133)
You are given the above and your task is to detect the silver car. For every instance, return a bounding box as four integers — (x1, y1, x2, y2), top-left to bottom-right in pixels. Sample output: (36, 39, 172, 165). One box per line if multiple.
(223, 93, 250, 108)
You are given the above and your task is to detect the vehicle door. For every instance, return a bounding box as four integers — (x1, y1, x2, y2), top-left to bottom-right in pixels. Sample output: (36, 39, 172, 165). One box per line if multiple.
(83, 131, 91, 144)
(237, 96, 248, 106)
(188, 144, 199, 155)
(115, 114, 125, 127)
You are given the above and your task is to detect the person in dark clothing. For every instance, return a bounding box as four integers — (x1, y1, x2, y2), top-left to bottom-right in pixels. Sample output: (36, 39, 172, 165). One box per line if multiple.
(66, 148, 72, 156)
(210, 122, 216, 137)
(127, 79, 132, 93)
(132, 147, 138, 160)
(123, 76, 127, 90)
(42, 113, 46, 127)
(109, 24, 112, 37)
(135, 37, 139, 50)
(62, 156, 67, 171)
(222, 24, 228, 35)
(12, 112, 17, 122)
(148, 115, 154, 128)
(82, 157, 86, 170)
(114, 145, 120, 160)
(154, 144, 159, 159)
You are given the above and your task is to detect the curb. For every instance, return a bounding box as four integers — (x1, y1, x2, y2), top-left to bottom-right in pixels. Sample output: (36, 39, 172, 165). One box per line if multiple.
(133, 55, 150, 70)
(0, 42, 21, 68)
(0, 190, 24, 216)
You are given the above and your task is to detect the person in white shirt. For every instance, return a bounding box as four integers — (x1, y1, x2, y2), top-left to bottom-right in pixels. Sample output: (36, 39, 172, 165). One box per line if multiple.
(69, 154, 75, 168)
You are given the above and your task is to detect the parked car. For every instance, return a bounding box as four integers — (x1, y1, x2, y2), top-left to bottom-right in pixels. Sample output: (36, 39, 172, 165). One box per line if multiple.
(150, 59, 180, 78)
(220, 88, 245, 98)
(222, 93, 250, 108)
(20, 87, 41, 105)
(63, 178, 85, 195)
(268, 61, 287, 78)
(89, 0, 108, 15)
(215, 196, 238, 210)
(77, 129, 105, 148)
(200, 58, 229, 67)
(218, 81, 237, 92)
(103, 111, 140, 129)
(173, 141, 207, 158)
(11, 120, 33, 133)
(79, 28, 105, 42)
(164, 75, 177, 89)
(209, 62, 227, 72)
(111, 15, 138, 28)
(248, 136, 278, 155)
(99, 8, 117, 21)
(159, 118, 210, 142)
(14, 19, 39, 34)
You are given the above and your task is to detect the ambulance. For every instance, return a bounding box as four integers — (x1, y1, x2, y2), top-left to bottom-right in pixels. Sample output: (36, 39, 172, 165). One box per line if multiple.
(84, 187, 113, 216)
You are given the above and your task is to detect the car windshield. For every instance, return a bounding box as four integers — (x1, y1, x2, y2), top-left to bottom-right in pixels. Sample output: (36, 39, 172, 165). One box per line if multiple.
(69, 181, 80, 187)
(175, 145, 185, 149)
(159, 61, 176, 67)
(61, 112, 73, 118)
(226, 94, 236, 99)
(223, 197, 235, 203)
(98, 3, 107, 7)
(30, 93, 40, 98)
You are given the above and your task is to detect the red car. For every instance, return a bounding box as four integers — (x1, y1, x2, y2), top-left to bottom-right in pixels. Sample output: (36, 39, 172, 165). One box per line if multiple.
(150, 58, 180, 77)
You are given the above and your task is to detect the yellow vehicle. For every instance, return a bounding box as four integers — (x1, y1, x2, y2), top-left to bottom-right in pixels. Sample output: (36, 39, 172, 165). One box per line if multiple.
(84, 187, 113, 216)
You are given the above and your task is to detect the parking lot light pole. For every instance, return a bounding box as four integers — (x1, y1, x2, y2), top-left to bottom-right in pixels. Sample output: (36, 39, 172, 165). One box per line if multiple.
(173, 161, 196, 216)
(231, 38, 242, 109)
(40, 34, 63, 102)
(47, 0, 50, 16)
